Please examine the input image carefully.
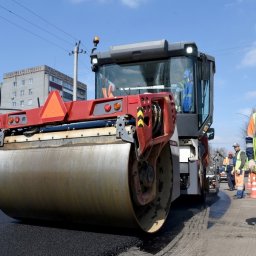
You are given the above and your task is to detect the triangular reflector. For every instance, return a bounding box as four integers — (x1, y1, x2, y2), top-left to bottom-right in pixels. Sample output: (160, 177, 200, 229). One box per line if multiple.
(41, 91, 67, 122)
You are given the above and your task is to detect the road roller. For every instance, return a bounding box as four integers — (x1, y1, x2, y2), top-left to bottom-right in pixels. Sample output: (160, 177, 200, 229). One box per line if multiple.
(0, 89, 176, 233)
(0, 38, 215, 233)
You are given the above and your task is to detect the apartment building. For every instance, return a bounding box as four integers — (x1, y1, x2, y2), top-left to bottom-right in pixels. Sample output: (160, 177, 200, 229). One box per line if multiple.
(1, 65, 87, 110)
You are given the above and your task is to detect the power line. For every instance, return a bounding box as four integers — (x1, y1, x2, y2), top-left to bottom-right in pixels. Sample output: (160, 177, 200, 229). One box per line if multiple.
(5, 0, 256, 59)
(0, 1, 92, 81)
(10, 0, 88, 51)
(209, 42, 254, 56)
(214, 41, 255, 53)
(10, 0, 78, 42)
(0, 15, 69, 53)
(0, 3, 73, 47)
(12, 0, 88, 52)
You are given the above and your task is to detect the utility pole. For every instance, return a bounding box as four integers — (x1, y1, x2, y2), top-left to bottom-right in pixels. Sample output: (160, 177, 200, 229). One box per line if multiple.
(69, 41, 85, 101)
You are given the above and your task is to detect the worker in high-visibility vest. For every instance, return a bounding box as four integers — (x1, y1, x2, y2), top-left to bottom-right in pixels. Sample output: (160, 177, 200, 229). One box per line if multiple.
(233, 143, 247, 199)
(246, 112, 256, 186)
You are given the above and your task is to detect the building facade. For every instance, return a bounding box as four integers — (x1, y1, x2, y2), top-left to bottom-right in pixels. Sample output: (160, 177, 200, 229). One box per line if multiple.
(1, 65, 87, 110)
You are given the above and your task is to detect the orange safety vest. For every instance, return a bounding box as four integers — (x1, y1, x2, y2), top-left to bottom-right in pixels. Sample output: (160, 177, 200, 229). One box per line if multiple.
(235, 172, 244, 191)
(223, 157, 229, 166)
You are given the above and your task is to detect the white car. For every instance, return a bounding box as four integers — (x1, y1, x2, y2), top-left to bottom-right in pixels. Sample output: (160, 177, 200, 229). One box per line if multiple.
(206, 168, 220, 193)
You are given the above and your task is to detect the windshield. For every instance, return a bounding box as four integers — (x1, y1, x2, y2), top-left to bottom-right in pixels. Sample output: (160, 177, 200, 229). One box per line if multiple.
(95, 57, 195, 113)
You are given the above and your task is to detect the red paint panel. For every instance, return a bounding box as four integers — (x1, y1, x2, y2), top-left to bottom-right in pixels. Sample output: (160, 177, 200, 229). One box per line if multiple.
(0, 91, 177, 157)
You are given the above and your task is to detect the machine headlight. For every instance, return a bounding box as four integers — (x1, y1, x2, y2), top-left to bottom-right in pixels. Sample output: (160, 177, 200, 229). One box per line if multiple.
(186, 46, 193, 54)
(92, 57, 98, 64)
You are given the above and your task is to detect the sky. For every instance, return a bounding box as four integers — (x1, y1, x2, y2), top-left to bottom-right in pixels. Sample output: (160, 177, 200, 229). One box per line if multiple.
(1, 0, 256, 152)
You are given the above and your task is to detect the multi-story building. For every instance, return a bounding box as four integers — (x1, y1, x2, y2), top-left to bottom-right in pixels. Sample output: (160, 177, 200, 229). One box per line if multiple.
(1, 65, 87, 110)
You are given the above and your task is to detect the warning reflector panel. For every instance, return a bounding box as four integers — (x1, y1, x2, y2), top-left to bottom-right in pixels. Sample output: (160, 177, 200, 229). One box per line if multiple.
(40, 91, 67, 123)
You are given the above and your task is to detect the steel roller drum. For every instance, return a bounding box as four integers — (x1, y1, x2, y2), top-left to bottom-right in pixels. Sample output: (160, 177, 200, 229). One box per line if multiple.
(0, 130, 173, 233)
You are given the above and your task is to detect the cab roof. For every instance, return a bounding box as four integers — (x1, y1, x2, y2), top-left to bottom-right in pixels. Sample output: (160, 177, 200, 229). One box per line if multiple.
(91, 39, 215, 65)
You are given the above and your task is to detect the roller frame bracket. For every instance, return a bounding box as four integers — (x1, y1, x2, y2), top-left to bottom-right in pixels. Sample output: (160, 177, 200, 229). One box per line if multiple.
(116, 116, 134, 143)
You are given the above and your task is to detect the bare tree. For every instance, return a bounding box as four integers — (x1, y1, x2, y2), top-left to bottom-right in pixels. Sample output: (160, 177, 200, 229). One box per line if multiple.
(209, 146, 226, 170)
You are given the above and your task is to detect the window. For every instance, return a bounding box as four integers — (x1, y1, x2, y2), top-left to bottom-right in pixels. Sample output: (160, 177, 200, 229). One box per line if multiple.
(63, 91, 73, 101)
(49, 86, 56, 93)
(63, 81, 73, 90)
(169, 58, 194, 113)
(198, 80, 210, 127)
(28, 78, 33, 85)
(20, 90, 24, 96)
(198, 61, 211, 128)
(28, 89, 33, 95)
(12, 91, 16, 97)
(48, 86, 63, 96)
(77, 88, 85, 96)
(12, 102, 16, 107)
(27, 99, 33, 106)
(63, 87, 73, 94)
(95, 57, 195, 113)
(49, 75, 63, 85)
(13, 81, 17, 87)
(20, 100, 24, 107)
(21, 80, 25, 86)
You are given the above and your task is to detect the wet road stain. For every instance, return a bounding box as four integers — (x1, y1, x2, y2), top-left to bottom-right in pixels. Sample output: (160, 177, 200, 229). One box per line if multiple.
(207, 190, 231, 228)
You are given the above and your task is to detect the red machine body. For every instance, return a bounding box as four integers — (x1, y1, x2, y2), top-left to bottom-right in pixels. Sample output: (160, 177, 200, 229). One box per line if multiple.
(0, 91, 176, 156)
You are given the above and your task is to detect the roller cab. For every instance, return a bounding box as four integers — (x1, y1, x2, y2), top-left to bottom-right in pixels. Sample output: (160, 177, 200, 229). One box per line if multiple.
(91, 39, 215, 201)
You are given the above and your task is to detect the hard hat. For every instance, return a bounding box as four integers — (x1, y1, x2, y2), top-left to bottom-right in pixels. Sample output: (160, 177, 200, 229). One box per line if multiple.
(232, 142, 240, 147)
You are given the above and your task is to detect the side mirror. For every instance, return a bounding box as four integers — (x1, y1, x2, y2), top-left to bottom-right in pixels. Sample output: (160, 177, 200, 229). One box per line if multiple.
(207, 128, 215, 140)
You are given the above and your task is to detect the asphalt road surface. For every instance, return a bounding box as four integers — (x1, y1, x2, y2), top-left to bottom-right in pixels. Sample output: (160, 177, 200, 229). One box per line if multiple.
(0, 185, 229, 256)
(0, 212, 141, 256)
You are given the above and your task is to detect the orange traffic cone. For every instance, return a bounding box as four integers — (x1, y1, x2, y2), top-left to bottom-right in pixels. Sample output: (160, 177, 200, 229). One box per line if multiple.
(246, 173, 252, 193)
(250, 175, 256, 199)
